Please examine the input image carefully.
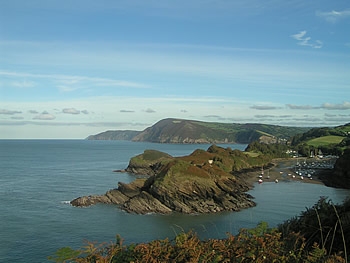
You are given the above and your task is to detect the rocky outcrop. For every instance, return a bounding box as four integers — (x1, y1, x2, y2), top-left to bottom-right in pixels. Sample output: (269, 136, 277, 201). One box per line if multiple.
(319, 149, 350, 189)
(71, 166, 255, 214)
(333, 149, 350, 179)
(123, 149, 173, 176)
(71, 145, 270, 214)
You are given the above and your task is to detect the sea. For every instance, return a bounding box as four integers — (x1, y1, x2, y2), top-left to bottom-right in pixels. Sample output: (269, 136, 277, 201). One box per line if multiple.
(0, 140, 349, 262)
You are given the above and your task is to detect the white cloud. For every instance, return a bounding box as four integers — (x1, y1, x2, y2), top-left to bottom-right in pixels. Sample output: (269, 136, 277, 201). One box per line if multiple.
(286, 102, 350, 111)
(250, 105, 280, 110)
(0, 71, 150, 92)
(316, 9, 350, 23)
(286, 104, 318, 110)
(11, 116, 24, 120)
(11, 80, 36, 88)
(144, 108, 156, 113)
(0, 109, 22, 115)
(291, 31, 323, 49)
(313, 40, 323, 49)
(291, 30, 307, 41)
(62, 108, 80, 114)
(321, 102, 350, 110)
(33, 111, 56, 120)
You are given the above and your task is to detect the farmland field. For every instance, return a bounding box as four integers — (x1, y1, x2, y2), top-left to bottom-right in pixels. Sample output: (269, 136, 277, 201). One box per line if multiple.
(307, 135, 344, 147)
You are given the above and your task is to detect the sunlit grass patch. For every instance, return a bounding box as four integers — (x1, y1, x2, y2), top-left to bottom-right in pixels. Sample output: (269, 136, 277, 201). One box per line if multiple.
(307, 135, 345, 147)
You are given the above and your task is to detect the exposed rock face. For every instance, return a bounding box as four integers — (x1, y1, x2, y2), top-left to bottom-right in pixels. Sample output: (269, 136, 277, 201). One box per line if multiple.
(333, 149, 350, 179)
(71, 170, 255, 214)
(71, 145, 265, 214)
(320, 149, 350, 189)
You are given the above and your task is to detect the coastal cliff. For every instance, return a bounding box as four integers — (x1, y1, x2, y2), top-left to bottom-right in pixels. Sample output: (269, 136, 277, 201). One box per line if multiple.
(87, 118, 309, 144)
(71, 145, 270, 214)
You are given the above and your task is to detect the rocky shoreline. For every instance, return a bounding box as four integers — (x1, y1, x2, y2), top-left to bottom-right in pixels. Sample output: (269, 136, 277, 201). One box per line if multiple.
(70, 158, 337, 214)
(71, 146, 259, 214)
(239, 157, 346, 189)
(71, 146, 347, 214)
(70, 170, 256, 214)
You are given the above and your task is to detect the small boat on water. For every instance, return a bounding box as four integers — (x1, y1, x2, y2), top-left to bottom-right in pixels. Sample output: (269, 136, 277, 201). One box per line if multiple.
(258, 178, 263, 184)
(275, 179, 279, 183)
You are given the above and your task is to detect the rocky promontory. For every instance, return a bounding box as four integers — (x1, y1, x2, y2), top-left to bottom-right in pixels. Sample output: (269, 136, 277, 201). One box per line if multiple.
(71, 145, 273, 214)
(318, 149, 350, 189)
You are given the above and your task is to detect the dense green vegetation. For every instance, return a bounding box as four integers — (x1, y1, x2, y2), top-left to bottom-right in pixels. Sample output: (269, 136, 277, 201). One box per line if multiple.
(279, 197, 350, 258)
(245, 141, 290, 158)
(49, 198, 350, 262)
(204, 144, 271, 171)
(290, 123, 350, 157)
(290, 124, 350, 145)
(128, 150, 173, 167)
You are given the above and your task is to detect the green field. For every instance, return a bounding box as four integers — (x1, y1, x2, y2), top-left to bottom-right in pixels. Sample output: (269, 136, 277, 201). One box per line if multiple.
(307, 135, 344, 147)
(244, 151, 260, 157)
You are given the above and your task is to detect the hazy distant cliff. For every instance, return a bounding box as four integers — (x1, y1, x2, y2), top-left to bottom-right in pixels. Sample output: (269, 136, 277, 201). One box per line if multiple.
(86, 130, 140, 140)
(87, 118, 309, 144)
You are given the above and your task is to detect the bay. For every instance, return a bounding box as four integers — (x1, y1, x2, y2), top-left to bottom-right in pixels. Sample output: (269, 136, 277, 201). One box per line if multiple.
(0, 140, 349, 262)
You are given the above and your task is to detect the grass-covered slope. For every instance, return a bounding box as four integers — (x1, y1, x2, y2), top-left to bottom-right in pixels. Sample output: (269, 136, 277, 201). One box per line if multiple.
(290, 123, 350, 156)
(125, 149, 174, 176)
(291, 123, 350, 146)
(131, 118, 309, 144)
(307, 135, 345, 147)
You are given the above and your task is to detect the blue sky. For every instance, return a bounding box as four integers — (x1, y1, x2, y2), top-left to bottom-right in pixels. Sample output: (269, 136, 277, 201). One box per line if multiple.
(1, 0, 350, 139)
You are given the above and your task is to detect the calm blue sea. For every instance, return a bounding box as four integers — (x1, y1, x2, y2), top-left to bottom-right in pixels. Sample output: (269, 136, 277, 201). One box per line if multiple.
(0, 140, 349, 262)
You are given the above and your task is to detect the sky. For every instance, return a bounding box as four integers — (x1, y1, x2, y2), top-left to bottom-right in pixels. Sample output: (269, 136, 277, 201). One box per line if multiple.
(1, 0, 350, 139)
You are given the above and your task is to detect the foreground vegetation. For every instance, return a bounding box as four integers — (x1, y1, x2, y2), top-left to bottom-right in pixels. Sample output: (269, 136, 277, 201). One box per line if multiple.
(50, 198, 349, 263)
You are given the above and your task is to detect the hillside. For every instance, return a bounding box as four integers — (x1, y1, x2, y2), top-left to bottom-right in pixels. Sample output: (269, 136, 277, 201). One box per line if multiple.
(87, 118, 310, 144)
(290, 122, 350, 156)
(86, 130, 140, 140)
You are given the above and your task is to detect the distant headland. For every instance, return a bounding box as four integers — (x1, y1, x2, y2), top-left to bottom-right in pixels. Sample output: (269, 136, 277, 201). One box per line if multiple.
(86, 118, 310, 144)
